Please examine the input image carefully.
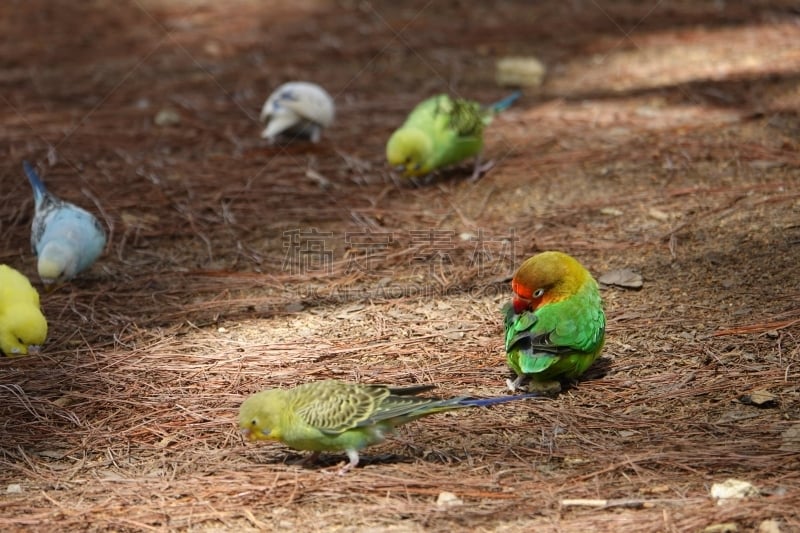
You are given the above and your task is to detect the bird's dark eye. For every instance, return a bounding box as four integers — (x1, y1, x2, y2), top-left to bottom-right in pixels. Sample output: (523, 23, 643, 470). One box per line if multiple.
(18, 338, 24, 344)
(405, 156, 412, 164)
(533, 288, 545, 298)
(250, 419, 257, 426)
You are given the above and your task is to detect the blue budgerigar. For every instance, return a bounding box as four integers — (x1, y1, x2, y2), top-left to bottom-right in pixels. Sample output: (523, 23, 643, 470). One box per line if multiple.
(24, 161, 107, 285)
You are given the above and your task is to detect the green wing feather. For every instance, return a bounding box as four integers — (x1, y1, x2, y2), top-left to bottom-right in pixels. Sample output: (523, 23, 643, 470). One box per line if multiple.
(291, 381, 465, 436)
(504, 281, 605, 381)
(292, 381, 384, 434)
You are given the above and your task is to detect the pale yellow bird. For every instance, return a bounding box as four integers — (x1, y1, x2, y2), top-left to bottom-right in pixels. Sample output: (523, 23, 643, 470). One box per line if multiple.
(0, 264, 47, 356)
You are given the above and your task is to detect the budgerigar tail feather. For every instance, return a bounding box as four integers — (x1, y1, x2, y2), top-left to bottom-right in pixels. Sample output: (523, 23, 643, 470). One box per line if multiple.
(459, 392, 543, 407)
(487, 90, 522, 113)
(386, 384, 438, 396)
(23, 160, 47, 196)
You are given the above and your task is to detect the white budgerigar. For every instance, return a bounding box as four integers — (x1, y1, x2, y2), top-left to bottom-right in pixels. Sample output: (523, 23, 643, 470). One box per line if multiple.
(24, 161, 107, 285)
(259, 81, 335, 143)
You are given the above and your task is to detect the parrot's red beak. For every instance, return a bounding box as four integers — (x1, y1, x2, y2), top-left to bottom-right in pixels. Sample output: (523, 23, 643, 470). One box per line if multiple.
(512, 295, 529, 314)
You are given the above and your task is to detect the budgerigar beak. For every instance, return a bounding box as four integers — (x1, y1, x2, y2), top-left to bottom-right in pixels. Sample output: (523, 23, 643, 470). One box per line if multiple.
(240, 428, 269, 441)
(42, 282, 60, 294)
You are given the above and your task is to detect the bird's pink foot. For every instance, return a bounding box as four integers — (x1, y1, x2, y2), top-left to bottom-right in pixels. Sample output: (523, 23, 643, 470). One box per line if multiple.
(469, 159, 495, 182)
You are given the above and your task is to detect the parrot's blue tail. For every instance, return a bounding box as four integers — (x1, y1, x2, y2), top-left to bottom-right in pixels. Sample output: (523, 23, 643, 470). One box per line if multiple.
(459, 392, 543, 408)
(487, 90, 522, 113)
(23, 160, 47, 198)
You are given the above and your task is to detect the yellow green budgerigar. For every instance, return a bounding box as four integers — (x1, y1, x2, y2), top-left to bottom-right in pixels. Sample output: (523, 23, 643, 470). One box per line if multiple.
(239, 379, 538, 473)
(0, 264, 48, 356)
(386, 91, 521, 180)
(503, 251, 606, 394)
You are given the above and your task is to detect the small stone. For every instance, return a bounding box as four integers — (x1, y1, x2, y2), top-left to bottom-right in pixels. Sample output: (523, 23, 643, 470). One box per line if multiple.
(495, 56, 547, 87)
(758, 519, 782, 533)
(436, 491, 463, 508)
(154, 108, 181, 127)
(6, 484, 22, 494)
(702, 524, 738, 533)
(217, 327, 228, 333)
(204, 40, 222, 57)
(710, 479, 758, 505)
(284, 302, 304, 313)
(600, 207, 623, 216)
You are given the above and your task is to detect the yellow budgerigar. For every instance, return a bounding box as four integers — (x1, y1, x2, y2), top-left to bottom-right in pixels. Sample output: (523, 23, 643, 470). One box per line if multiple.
(0, 265, 47, 356)
(239, 379, 538, 473)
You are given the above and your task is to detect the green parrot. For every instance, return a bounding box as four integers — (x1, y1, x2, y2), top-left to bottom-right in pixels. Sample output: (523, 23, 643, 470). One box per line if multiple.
(386, 91, 521, 181)
(503, 251, 606, 395)
(239, 379, 537, 473)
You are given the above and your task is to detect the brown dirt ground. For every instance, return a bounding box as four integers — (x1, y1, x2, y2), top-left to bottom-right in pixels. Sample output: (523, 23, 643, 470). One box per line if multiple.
(2, 1, 800, 531)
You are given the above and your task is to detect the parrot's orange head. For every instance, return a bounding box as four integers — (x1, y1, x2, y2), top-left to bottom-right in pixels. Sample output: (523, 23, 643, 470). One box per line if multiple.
(510, 251, 594, 314)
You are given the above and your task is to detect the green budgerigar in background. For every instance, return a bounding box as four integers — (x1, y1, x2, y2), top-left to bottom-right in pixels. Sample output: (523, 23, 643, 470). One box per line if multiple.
(386, 91, 521, 181)
(239, 379, 538, 474)
(503, 251, 606, 395)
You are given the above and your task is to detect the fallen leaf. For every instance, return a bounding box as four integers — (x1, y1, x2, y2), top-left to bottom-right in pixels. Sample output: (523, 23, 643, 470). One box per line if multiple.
(739, 389, 778, 408)
(648, 208, 671, 221)
(780, 423, 800, 452)
(305, 168, 332, 189)
(444, 331, 465, 340)
(38, 449, 67, 460)
(52, 395, 73, 408)
(599, 268, 643, 289)
(640, 484, 670, 494)
(748, 160, 784, 169)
